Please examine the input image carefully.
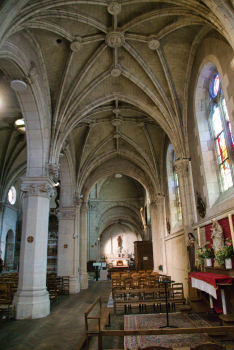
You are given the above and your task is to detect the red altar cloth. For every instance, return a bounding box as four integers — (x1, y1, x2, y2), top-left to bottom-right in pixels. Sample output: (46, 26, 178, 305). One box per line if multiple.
(189, 272, 233, 313)
(189, 272, 233, 289)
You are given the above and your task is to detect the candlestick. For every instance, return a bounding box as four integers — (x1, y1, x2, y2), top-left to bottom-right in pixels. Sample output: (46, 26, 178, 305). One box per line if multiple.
(228, 214, 234, 251)
(197, 227, 201, 247)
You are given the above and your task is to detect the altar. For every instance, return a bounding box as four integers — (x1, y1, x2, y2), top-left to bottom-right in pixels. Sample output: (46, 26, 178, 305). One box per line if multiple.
(109, 257, 130, 267)
(189, 272, 233, 314)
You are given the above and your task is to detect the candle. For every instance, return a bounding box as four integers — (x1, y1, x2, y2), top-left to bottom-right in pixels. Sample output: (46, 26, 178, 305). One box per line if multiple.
(197, 227, 201, 247)
(228, 214, 234, 251)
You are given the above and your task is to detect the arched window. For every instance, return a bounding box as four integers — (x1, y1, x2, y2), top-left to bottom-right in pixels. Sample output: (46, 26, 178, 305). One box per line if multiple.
(208, 72, 234, 191)
(166, 144, 182, 231)
(174, 169, 182, 221)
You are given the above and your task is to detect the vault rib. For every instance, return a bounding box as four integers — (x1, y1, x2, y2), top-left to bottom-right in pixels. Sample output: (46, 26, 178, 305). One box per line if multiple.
(123, 41, 175, 119)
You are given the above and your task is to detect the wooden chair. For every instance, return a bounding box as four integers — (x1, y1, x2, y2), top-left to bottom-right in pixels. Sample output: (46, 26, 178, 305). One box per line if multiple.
(190, 343, 226, 350)
(62, 276, 69, 294)
(112, 278, 124, 291)
(170, 283, 185, 310)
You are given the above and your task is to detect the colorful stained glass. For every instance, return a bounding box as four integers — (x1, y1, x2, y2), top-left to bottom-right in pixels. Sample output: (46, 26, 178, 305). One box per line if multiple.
(212, 106, 222, 137)
(174, 173, 182, 220)
(210, 72, 233, 191)
(222, 97, 234, 150)
(213, 74, 220, 97)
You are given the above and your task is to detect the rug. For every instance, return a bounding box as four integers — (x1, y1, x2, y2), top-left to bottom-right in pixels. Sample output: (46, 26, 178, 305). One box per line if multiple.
(124, 313, 210, 349)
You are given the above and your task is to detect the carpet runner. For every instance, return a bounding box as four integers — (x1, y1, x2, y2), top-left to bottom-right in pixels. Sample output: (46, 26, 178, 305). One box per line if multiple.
(124, 313, 210, 349)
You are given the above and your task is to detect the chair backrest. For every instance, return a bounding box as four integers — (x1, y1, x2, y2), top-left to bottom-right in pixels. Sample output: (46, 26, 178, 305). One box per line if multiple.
(190, 343, 226, 350)
(171, 283, 184, 298)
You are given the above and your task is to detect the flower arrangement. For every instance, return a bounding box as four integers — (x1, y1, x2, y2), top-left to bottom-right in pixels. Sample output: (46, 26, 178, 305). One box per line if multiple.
(196, 242, 215, 266)
(214, 237, 234, 266)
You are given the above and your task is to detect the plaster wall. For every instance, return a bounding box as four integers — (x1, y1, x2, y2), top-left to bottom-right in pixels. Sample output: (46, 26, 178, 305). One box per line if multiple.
(165, 232, 188, 297)
(100, 223, 138, 259)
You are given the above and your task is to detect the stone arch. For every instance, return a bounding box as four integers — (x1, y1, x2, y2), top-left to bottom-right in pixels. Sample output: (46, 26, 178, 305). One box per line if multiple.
(98, 216, 142, 239)
(57, 93, 185, 163)
(194, 55, 234, 208)
(96, 202, 141, 221)
(80, 157, 157, 203)
(0, 42, 51, 177)
(79, 149, 159, 193)
(59, 146, 76, 208)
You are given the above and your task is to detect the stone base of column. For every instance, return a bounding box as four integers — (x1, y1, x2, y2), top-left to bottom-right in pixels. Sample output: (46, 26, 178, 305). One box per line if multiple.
(13, 289, 50, 320)
(80, 272, 88, 289)
(69, 276, 80, 293)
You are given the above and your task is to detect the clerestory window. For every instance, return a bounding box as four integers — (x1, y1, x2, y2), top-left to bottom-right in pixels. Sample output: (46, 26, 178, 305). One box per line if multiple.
(208, 72, 234, 192)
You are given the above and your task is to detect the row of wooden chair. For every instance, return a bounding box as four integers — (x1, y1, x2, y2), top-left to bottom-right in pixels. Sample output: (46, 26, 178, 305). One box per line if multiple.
(112, 274, 171, 291)
(47, 274, 69, 302)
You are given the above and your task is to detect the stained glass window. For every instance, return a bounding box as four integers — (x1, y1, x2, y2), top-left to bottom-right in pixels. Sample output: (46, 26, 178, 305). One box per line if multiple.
(209, 73, 234, 191)
(174, 172, 182, 220)
(8, 186, 16, 205)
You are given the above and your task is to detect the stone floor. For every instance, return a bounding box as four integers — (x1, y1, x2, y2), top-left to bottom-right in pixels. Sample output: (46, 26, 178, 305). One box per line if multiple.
(0, 281, 111, 350)
(1, 281, 234, 350)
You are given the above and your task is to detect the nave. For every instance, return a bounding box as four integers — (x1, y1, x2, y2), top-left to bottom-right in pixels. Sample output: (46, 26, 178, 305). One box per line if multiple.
(0, 281, 111, 350)
(1, 278, 234, 350)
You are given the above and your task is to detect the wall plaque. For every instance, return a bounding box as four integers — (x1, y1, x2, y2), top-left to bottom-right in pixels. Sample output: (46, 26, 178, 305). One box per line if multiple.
(64, 244, 68, 248)
(27, 236, 34, 243)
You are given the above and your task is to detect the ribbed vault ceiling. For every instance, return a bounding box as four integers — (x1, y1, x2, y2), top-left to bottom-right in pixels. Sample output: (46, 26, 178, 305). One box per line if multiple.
(0, 0, 230, 198)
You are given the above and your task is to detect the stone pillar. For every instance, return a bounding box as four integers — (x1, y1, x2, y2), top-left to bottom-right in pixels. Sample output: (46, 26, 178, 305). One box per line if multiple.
(174, 159, 194, 236)
(57, 207, 80, 293)
(70, 200, 81, 293)
(150, 195, 167, 273)
(0, 202, 5, 257)
(80, 203, 88, 289)
(13, 177, 54, 319)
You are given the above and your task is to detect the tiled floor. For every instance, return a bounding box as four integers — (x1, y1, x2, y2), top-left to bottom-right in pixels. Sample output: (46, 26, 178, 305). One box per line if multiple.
(0, 281, 111, 350)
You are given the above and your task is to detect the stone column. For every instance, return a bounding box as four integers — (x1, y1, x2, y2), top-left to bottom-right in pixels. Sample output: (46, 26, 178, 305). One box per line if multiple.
(174, 159, 194, 236)
(150, 195, 167, 273)
(0, 202, 5, 257)
(70, 200, 81, 293)
(13, 177, 54, 319)
(57, 207, 80, 293)
(80, 203, 88, 289)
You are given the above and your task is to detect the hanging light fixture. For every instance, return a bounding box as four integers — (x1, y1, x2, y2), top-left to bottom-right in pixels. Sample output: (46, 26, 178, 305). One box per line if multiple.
(10, 80, 27, 92)
(14, 118, 26, 133)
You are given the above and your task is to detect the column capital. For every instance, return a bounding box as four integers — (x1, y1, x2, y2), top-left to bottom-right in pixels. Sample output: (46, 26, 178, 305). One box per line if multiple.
(80, 203, 88, 213)
(74, 196, 82, 207)
(21, 177, 55, 199)
(57, 207, 76, 220)
(150, 195, 165, 208)
(45, 163, 60, 179)
(174, 158, 189, 177)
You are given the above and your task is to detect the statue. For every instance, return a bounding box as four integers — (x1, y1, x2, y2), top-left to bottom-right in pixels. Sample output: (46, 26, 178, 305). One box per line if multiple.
(211, 219, 224, 253)
(187, 232, 196, 271)
(117, 235, 121, 248)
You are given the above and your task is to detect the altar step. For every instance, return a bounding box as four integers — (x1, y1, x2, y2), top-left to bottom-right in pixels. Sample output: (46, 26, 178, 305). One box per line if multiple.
(189, 297, 210, 313)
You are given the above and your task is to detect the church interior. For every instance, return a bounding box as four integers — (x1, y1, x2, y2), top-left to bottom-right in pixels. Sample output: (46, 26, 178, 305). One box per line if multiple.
(1, 0, 234, 349)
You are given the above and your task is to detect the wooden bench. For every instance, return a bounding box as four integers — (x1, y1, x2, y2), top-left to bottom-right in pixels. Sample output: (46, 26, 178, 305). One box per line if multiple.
(84, 295, 110, 350)
(113, 287, 186, 316)
(98, 326, 234, 350)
